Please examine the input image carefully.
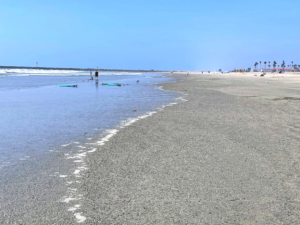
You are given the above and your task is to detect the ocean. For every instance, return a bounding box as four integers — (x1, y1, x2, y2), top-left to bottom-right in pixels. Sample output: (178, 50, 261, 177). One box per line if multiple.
(0, 68, 183, 223)
(0, 69, 179, 172)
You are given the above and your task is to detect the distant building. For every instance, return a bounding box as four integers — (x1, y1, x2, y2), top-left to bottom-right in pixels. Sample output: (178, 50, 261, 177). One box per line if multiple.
(261, 68, 300, 72)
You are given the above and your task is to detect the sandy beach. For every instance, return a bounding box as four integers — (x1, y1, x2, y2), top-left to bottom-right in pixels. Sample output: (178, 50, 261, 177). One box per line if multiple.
(2, 0, 299, 223)
(3, 72, 300, 224)
(77, 72, 300, 224)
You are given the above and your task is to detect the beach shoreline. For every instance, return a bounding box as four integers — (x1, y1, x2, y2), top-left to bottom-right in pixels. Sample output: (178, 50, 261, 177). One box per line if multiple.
(2, 72, 300, 224)
(76, 72, 300, 224)
(0, 72, 179, 224)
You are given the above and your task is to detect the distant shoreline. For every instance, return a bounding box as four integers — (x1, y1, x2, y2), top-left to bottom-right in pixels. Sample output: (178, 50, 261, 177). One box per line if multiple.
(0, 66, 173, 73)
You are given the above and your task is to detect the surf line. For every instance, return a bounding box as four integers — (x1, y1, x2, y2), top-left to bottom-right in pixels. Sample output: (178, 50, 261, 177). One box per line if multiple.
(61, 96, 188, 223)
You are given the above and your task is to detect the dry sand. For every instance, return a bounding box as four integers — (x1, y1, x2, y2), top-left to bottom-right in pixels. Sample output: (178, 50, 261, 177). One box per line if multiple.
(77, 72, 300, 224)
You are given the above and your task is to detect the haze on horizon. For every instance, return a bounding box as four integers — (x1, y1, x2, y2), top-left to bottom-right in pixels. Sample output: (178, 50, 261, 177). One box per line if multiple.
(0, 0, 299, 71)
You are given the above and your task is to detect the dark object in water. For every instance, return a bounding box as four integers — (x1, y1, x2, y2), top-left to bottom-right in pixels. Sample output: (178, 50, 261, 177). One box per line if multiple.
(57, 84, 78, 87)
(136, 80, 140, 83)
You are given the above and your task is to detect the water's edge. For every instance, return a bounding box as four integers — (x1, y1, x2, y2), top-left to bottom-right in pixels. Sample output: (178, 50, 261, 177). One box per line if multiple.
(0, 73, 183, 224)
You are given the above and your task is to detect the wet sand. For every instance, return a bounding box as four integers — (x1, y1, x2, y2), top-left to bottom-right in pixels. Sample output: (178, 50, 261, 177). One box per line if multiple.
(3, 72, 300, 224)
(79, 72, 300, 224)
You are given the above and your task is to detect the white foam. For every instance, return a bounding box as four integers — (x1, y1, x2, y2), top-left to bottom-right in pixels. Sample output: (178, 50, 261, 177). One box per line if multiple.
(74, 213, 87, 223)
(88, 148, 97, 153)
(78, 166, 87, 170)
(74, 160, 83, 163)
(2, 69, 136, 77)
(60, 175, 68, 178)
(74, 170, 80, 175)
(176, 97, 188, 102)
(97, 141, 105, 146)
(62, 197, 78, 203)
(68, 207, 77, 212)
(69, 188, 77, 192)
(77, 146, 86, 149)
(1, 68, 144, 78)
(66, 152, 87, 160)
(68, 204, 81, 212)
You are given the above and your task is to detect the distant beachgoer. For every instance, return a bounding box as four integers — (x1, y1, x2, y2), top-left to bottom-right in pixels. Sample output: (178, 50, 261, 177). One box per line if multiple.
(136, 80, 139, 83)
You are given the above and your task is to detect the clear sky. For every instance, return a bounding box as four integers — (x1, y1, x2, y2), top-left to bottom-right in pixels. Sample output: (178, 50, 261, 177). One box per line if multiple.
(1, 0, 299, 71)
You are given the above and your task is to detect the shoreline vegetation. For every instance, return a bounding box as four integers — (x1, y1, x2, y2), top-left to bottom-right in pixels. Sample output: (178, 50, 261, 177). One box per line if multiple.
(253, 60, 300, 72)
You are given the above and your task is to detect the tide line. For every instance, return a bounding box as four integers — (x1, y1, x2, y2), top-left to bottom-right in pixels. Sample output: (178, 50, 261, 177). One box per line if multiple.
(62, 94, 187, 223)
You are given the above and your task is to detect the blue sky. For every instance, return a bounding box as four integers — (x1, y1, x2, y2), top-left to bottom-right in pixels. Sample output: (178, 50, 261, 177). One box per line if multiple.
(1, 0, 299, 71)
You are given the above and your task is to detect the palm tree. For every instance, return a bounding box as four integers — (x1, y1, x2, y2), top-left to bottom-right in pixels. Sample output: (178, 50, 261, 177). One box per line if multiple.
(273, 61, 277, 71)
(264, 61, 267, 69)
(268, 61, 270, 68)
(254, 62, 259, 70)
(281, 60, 286, 71)
(259, 61, 262, 70)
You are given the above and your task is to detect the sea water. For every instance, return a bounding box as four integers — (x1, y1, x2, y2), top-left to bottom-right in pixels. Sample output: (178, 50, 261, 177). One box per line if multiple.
(0, 69, 178, 171)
